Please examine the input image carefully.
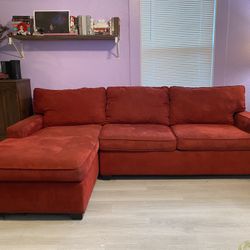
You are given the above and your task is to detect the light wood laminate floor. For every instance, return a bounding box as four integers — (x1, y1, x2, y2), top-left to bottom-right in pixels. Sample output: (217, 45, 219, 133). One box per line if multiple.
(0, 179, 250, 250)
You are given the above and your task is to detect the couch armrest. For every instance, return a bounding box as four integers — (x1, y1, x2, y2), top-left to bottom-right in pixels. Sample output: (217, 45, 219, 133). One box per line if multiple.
(7, 115, 44, 138)
(235, 111, 250, 133)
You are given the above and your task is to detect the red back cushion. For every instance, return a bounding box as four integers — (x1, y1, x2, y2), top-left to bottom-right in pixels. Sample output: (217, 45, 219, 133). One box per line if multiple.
(170, 85, 245, 125)
(106, 87, 170, 125)
(34, 88, 106, 127)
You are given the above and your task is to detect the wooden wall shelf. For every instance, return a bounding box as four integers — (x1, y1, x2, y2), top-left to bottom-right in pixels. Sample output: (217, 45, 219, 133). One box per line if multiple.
(5, 34, 120, 58)
(11, 34, 118, 41)
(1, 17, 120, 58)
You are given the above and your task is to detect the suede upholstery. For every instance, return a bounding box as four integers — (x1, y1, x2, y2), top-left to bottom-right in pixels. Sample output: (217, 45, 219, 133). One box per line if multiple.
(1, 85, 250, 217)
(235, 111, 250, 133)
(0, 125, 101, 182)
(170, 85, 245, 125)
(172, 124, 250, 151)
(34, 88, 106, 127)
(106, 86, 169, 125)
(100, 151, 250, 176)
(100, 124, 176, 151)
(0, 155, 98, 214)
(7, 115, 44, 138)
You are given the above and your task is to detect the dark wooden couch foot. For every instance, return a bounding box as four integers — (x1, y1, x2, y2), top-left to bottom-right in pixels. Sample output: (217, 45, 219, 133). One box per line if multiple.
(100, 175, 112, 180)
(70, 213, 83, 220)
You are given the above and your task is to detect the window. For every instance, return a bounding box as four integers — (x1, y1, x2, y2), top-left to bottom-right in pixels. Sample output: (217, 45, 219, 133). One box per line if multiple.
(141, 0, 216, 87)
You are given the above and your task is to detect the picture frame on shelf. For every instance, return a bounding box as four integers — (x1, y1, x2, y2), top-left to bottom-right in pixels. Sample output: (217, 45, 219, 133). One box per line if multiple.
(33, 10, 70, 34)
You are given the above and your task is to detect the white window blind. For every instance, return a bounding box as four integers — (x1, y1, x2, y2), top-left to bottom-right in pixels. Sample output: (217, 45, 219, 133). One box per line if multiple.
(141, 0, 216, 87)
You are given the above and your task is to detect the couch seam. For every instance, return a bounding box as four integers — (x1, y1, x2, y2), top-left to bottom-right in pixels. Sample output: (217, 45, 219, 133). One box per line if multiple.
(99, 138, 175, 142)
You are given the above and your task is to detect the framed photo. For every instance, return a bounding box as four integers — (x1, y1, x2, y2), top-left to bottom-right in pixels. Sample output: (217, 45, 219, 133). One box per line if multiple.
(34, 10, 70, 34)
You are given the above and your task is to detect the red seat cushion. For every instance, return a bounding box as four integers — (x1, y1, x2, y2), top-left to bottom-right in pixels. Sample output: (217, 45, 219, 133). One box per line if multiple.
(100, 124, 176, 151)
(172, 124, 250, 151)
(34, 88, 106, 127)
(106, 87, 170, 125)
(170, 85, 245, 125)
(0, 125, 101, 182)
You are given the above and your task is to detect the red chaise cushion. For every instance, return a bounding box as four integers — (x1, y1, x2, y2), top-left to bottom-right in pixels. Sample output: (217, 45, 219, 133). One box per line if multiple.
(34, 88, 106, 127)
(0, 125, 101, 182)
(170, 85, 245, 125)
(106, 86, 170, 125)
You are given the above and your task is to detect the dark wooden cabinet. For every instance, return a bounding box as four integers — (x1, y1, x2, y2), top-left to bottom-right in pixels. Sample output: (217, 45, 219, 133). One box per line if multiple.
(0, 79, 33, 139)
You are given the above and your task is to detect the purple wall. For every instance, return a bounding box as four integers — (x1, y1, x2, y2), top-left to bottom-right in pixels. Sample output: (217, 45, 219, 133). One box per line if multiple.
(0, 0, 135, 89)
(214, 0, 250, 110)
(1, 0, 250, 110)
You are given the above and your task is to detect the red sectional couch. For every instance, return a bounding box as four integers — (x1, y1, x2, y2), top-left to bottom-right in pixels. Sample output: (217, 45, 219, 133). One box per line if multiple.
(0, 85, 250, 219)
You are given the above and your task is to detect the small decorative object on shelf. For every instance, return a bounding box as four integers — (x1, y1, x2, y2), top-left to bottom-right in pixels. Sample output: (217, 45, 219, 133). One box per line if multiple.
(33, 11, 70, 35)
(12, 16, 33, 36)
(110, 17, 120, 36)
(70, 16, 78, 34)
(93, 19, 110, 35)
(77, 15, 92, 35)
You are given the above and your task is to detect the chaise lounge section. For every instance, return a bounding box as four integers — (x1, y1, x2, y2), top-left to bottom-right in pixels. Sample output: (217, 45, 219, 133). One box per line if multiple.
(0, 87, 106, 219)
